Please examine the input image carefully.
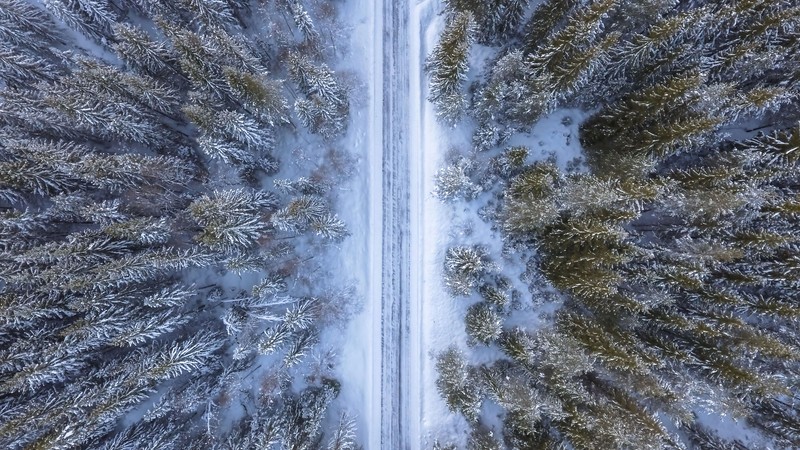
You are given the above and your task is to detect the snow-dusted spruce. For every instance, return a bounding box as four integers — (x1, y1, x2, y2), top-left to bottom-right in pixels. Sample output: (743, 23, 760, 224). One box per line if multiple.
(433, 155, 482, 201)
(435, 347, 483, 423)
(0, 0, 360, 447)
(188, 188, 277, 251)
(425, 11, 476, 124)
(443, 245, 494, 296)
(464, 302, 502, 345)
(287, 51, 350, 138)
(429, 0, 800, 448)
(443, 0, 527, 44)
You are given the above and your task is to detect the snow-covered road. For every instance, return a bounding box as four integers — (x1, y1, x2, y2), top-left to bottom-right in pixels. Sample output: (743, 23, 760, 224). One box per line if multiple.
(369, 0, 437, 448)
(371, 0, 411, 448)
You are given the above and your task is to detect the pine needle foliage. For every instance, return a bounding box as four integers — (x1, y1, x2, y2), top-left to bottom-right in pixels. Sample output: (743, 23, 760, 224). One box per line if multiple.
(431, 0, 800, 447)
(0, 0, 356, 447)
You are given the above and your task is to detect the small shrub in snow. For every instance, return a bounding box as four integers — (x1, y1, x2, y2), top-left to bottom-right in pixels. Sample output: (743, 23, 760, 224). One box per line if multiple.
(445, 245, 490, 275)
(433, 157, 482, 201)
(443, 245, 492, 296)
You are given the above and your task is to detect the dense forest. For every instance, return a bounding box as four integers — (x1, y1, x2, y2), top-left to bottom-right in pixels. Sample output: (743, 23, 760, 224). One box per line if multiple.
(3, 0, 799, 447)
(429, 0, 800, 448)
(0, 0, 360, 448)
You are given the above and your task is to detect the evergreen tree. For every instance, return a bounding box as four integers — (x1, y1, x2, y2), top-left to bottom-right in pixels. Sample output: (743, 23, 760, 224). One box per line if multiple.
(473, 50, 551, 125)
(279, 380, 340, 450)
(521, 0, 579, 54)
(188, 189, 276, 251)
(443, 245, 493, 296)
(222, 67, 290, 126)
(433, 156, 482, 201)
(0, 0, 63, 48)
(435, 348, 484, 422)
(43, 0, 117, 42)
(465, 302, 503, 345)
(444, 0, 528, 44)
(287, 52, 349, 137)
(113, 24, 177, 76)
(287, 0, 319, 41)
(426, 12, 476, 124)
(525, 0, 619, 102)
(326, 412, 357, 450)
(178, 0, 235, 27)
(0, 48, 60, 86)
(467, 425, 503, 450)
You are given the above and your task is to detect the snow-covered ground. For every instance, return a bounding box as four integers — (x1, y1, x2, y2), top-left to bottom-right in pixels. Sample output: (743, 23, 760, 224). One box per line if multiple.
(323, 0, 379, 445)
(411, 5, 594, 445)
(411, 1, 461, 446)
(410, 0, 442, 447)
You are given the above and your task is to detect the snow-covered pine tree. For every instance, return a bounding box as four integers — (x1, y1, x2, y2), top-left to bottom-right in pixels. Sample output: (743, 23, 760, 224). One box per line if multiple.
(205, 25, 263, 73)
(62, 58, 181, 118)
(609, 8, 705, 81)
(0, 0, 64, 48)
(287, 51, 349, 137)
(426, 12, 476, 124)
(443, 245, 493, 296)
(525, 0, 619, 104)
(467, 425, 503, 450)
(43, 0, 117, 43)
(465, 302, 503, 345)
(222, 67, 290, 126)
(444, 0, 528, 44)
(38, 76, 169, 146)
(113, 23, 178, 76)
(326, 412, 358, 450)
(502, 161, 561, 235)
(270, 195, 347, 241)
(178, 0, 236, 28)
(0, 48, 60, 86)
(472, 50, 550, 126)
(188, 189, 276, 251)
(278, 380, 340, 450)
(435, 347, 483, 422)
(521, 0, 579, 54)
(579, 70, 727, 173)
(158, 21, 229, 98)
(433, 156, 482, 201)
(287, 0, 319, 41)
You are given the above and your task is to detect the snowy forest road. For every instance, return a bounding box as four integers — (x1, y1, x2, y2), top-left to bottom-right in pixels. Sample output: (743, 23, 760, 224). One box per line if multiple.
(375, 0, 411, 448)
